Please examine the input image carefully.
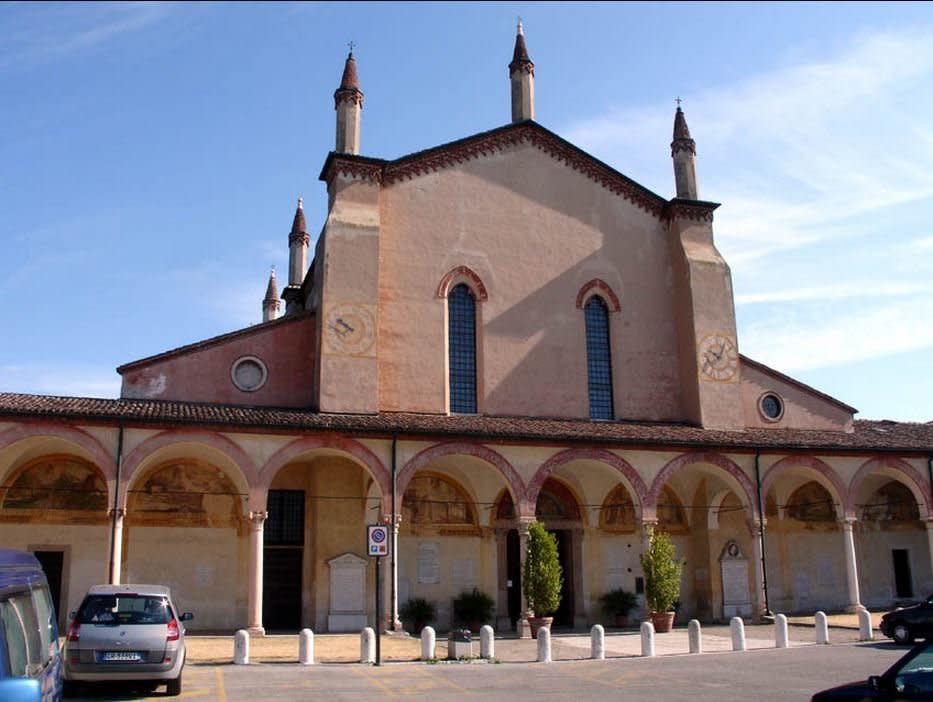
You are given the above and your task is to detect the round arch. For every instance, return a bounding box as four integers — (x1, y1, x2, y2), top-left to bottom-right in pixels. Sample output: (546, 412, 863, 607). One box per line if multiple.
(398, 442, 525, 515)
(648, 451, 758, 523)
(0, 424, 117, 482)
(436, 266, 488, 301)
(121, 430, 258, 509)
(260, 435, 391, 515)
(761, 455, 850, 520)
(850, 456, 931, 520)
(527, 448, 648, 522)
(575, 279, 621, 313)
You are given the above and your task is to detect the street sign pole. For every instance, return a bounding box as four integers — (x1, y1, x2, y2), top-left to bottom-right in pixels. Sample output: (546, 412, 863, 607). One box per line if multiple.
(367, 524, 389, 667)
(375, 556, 381, 666)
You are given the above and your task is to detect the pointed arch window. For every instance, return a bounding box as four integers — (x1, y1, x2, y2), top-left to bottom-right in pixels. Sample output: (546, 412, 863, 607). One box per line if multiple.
(448, 283, 477, 413)
(585, 295, 614, 419)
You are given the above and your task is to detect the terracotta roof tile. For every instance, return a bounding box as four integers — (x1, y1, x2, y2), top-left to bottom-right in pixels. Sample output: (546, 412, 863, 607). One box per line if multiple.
(0, 393, 930, 454)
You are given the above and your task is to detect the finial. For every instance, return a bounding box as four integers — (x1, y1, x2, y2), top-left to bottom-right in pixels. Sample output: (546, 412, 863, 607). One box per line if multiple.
(347, 40, 355, 57)
(517, 17, 523, 35)
(297, 197, 303, 209)
(675, 96, 682, 109)
(270, 265, 276, 277)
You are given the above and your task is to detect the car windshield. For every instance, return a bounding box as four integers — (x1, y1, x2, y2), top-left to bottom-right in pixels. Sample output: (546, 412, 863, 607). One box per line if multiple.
(77, 594, 171, 625)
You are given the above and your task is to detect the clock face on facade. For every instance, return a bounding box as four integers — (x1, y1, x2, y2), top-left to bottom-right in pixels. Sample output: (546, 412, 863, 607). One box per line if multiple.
(698, 333, 739, 381)
(323, 302, 376, 356)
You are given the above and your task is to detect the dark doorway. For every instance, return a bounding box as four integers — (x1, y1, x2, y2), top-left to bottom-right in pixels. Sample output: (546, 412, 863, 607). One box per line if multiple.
(263, 490, 305, 632)
(893, 549, 914, 599)
(551, 530, 574, 628)
(33, 550, 64, 623)
(506, 529, 521, 629)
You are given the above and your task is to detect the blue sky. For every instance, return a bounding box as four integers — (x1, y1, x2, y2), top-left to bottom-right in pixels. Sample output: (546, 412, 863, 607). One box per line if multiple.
(2, 2, 932, 422)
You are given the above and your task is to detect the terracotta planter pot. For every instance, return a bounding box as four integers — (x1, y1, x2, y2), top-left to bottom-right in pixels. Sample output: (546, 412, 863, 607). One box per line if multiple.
(650, 611, 675, 633)
(528, 616, 553, 639)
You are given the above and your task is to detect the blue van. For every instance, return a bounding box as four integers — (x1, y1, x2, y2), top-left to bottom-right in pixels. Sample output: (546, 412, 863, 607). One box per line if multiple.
(0, 549, 63, 702)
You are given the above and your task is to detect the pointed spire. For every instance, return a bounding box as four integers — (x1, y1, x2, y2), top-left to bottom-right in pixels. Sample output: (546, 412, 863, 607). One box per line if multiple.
(334, 49, 363, 154)
(509, 19, 534, 76)
(262, 267, 281, 322)
(509, 20, 535, 123)
(288, 197, 310, 288)
(671, 101, 698, 199)
(671, 103, 696, 156)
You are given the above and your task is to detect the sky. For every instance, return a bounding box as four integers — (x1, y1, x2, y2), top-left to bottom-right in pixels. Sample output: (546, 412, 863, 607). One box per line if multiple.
(1, 1, 932, 423)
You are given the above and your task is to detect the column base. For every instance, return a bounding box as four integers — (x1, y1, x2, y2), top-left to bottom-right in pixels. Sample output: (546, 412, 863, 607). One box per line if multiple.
(518, 616, 532, 640)
(845, 604, 862, 614)
(247, 626, 265, 637)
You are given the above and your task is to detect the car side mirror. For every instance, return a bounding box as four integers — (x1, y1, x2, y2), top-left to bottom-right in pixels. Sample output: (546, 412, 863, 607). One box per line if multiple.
(180, 612, 194, 622)
(868, 675, 882, 691)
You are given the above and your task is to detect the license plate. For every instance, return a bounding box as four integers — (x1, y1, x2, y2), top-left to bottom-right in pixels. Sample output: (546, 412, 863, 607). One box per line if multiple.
(101, 651, 142, 662)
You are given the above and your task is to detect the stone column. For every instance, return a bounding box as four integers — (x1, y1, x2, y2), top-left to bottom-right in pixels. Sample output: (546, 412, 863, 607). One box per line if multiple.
(247, 511, 267, 635)
(389, 515, 402, 631)
(572, 527, 586, 628)
(517, 516, 534, 639)
(108, 508, 125, 585)
(749, 523, 767, 622)
(640, 519, 658, 618)
(495, 528, 511, 631)
(841, 518, 861, 612)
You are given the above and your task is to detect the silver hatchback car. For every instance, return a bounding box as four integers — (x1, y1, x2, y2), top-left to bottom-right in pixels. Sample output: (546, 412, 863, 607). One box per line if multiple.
(62, 585, 193, 697)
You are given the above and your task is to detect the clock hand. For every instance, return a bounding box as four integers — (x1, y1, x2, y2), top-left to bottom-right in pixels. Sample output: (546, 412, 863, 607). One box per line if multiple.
(335, 318, 355, 335)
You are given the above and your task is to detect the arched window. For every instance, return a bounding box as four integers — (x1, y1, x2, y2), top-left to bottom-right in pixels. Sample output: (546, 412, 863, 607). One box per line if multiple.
(584, 296, 614, 419)
(448, 283, 477, 413)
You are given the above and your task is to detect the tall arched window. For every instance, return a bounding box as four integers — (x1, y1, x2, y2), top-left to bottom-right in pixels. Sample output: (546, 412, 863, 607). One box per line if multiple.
(448, 283, 477, 413)
(585, 296, 614, 419)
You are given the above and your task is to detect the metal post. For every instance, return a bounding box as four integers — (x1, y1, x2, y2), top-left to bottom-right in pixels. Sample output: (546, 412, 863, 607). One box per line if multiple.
(375, 556, 382, 666)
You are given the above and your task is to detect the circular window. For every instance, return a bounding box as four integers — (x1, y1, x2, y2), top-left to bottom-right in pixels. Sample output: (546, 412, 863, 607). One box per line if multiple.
(758, 393, 784, 422)
(230, 356, 268, 392)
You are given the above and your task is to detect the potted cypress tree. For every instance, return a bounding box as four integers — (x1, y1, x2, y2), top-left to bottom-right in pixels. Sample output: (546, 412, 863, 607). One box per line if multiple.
(522, 520, 563, 638)
(599, 587, 638, 628)
(452, 588, 496, 633)
(640, 528, 683, 633)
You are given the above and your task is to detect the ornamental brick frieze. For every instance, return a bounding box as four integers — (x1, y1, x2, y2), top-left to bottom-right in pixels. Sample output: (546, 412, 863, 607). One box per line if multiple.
(288, 232, 310, 246)
(334, 91, 364, 108)
(509, 63, 535, 76)
(670, 139, 696, 156)
(322, 158, 384, 184)
(665, 201, 716, 223)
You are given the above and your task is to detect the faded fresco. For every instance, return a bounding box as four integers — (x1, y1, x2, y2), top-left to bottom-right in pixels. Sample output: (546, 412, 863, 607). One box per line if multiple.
(402, 474, 475, 526)
(786, 481, 837, 523)
(861, 480, 920, 523)
(600, 484, 637, 530)
(129, 461, 240, 527)
(2, 457, 107, 511)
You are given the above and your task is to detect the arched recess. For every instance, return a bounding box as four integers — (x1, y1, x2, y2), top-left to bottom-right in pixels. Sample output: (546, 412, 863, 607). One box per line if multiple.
(850, 457, 931, 520)
(122, 430, 257, 511)
(648, 452, 757, 523)
(0, 424, 116, 484)
(527, 448, 648, 522)
(1, 454, 108, 523)
(761, 456, 849, 520)
(600, 484, 638, 532)
(261, 435, 390, 516)
(575, 279, 621, 313)
(398, 443, 525, 517)
(436, 266, 488, 302)
(401, 471, 479, 536)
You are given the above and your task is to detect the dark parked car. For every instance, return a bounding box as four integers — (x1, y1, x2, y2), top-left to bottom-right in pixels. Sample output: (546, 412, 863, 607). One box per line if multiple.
(812, 638, 933, 701)
(881, 596, 933, 644)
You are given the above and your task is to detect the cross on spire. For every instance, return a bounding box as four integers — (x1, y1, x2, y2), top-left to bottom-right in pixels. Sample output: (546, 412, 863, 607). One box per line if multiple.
(675, 96, 682, 108)
(347, 40, 355, 55)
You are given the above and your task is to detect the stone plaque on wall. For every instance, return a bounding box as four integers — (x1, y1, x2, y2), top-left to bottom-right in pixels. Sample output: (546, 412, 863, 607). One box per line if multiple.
(327, 553, 368, 632)
(418, 542, 440, 584)
(719, 540, 752, 618)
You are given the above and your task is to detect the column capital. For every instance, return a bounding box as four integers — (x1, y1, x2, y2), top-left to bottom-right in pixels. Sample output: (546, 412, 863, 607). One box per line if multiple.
(924, 517, 933, 529)
(840, 517, 858, 529)
(248, 511, 268, 530)
(108, 507, 126, 520)
(640, 519, 659, 532)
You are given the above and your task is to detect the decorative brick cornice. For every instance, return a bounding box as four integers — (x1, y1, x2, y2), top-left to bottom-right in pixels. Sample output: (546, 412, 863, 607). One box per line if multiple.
(665, 199, 719, 223)
(671, 138, 696, 156)
(288, 232, 310, 246)
(382, 124, 667, 217)
(576, 279, 621, 312)
(334, 90, 363, 109)
(509, 62, 535, 76)
(321, 155, 384, 184)
(437, 266, 488, 301)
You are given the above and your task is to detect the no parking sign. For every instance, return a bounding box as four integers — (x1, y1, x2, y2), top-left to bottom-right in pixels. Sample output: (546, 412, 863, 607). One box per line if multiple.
(367, 524, 389, 557)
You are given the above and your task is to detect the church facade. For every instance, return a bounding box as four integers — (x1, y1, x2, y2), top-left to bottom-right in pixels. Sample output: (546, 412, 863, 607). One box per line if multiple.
(2, 26, 932, 635)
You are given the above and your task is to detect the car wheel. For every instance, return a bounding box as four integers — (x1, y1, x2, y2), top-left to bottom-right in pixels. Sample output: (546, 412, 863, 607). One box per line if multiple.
(893, 623, 913, 645)
(167, 673, 182, 697)
(62, 680, 78, 698)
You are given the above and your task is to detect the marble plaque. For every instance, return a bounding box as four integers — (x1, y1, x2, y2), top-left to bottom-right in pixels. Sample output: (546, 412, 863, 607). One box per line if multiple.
(418, 542, 440, 584)
(721, 559, 750, 605)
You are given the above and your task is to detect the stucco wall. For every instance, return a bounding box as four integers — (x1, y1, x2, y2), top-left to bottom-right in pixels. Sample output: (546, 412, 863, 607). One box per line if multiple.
(120, 313, 316, 408)
(377, 143, 683, 420)
(742, 360, 853, 431)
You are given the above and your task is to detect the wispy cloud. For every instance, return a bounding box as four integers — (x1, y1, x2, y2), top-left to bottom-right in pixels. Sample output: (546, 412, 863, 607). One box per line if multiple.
(736, 283, 930, 306)
(0, 2, 175, 69)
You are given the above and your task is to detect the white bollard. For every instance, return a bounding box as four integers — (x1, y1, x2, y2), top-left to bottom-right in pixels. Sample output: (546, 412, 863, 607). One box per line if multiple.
(858, 606, 874, 641)
(591, 624, 605, 660)
(640, 621, 655, 657)
(299, 629, 315, 665)
(775, 613, 789, 648)
(537, 626, 552, 663)
(688, 619, 702, 654)
(234, 629, 249, 665)
(730, 617, 746, 651)
(360, 627, 376, 663)
(815, 611, 829, 645)
(480, 625, 495, 659)
(420, 626, 436, 661)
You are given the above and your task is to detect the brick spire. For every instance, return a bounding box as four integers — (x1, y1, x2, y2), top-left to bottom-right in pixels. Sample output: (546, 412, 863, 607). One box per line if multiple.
(671, 103, 698, 199)
(334, 50, 363, 153)
(509, 20, 535, 122)
(262, 267, 280, 322)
